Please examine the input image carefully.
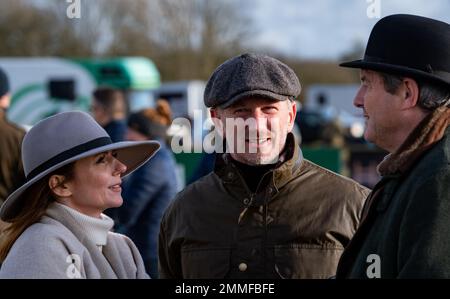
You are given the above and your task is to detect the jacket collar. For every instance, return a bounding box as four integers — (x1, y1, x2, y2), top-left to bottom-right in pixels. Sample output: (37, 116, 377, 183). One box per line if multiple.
(271, 134, 303, 190)
(214, 133, 303, 205)
(378, 106, 450, 177)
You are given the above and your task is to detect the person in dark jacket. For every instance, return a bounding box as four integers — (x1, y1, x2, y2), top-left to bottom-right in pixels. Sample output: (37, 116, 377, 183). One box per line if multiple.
(159, 53, 370, 279)
(112, 100, 178, 278)
(336, 14, 450, 279)
(0, 67, 26, 246)
(91, 87, 127, 143)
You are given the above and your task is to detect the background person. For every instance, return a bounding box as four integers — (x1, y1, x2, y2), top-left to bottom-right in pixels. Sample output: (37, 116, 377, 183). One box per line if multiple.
(110, 100, 178, 279)
(91, 87, 127, 143)
(0, 67, 26, 251)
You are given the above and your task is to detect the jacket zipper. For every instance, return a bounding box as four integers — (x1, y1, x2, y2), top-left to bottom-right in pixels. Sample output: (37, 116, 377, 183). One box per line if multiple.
(233, 165, 272, 276)
(232, 164, 255, 205)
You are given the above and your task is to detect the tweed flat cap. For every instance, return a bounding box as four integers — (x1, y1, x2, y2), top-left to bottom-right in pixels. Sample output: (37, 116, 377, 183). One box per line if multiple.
(204, 53, 301, 108)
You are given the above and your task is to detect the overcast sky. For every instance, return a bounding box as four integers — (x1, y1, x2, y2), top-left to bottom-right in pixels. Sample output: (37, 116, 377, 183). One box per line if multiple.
(248, 0, 450, 60)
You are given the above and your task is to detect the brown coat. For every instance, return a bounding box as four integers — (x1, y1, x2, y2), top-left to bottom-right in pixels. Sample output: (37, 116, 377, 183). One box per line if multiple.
(159, 134, 370, 278)
(0, 109, 25, 204)
(0, 109, 25, 237)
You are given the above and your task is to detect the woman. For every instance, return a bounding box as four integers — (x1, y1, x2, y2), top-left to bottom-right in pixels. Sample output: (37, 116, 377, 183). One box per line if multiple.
(110, 100, 178, 279)
(0, 111, 160, 278)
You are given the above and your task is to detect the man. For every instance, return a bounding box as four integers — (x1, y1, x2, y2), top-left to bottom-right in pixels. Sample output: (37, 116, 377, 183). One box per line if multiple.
(91, 87, 127, 143)
(0, 67, 25, 241)
(159, 53, 369, 279)
(336, 14, 450, 278)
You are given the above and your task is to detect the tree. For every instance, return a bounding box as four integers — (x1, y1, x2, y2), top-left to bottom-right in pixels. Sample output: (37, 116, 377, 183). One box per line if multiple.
(148, 0, 255, 80)
(0, 0, 97, 56)
(0, 0, 255, 80)
(103, 0, 159, 57)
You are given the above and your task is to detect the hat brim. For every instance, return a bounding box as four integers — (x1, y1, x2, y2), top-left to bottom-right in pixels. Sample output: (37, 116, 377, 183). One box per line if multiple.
(219, 90, 292, 109)
(340, 59, 450, 87)
(0, 140, 160, 221)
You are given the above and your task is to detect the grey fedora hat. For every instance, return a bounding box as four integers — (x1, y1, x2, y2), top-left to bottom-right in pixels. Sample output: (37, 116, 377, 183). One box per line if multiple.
(0, 111, 160, 221)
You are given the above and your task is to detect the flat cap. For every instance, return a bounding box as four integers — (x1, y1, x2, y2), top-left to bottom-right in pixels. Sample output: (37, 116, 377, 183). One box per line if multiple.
(204, 53, 301, 108)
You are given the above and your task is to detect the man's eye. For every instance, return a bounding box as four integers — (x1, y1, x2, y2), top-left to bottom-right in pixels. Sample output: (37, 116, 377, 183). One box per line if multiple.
(96, 155, 106, 164)
(264, 107, 277, 112)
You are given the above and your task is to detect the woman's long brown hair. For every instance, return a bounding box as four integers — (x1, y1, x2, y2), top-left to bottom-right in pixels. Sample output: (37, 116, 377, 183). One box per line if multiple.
(0, 163, 74, 262)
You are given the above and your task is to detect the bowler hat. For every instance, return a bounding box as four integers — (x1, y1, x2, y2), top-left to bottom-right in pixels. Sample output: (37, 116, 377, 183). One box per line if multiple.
(204, 53, 301, 108)
(341, 14, 450, 87)
(0, 111, 160, 221)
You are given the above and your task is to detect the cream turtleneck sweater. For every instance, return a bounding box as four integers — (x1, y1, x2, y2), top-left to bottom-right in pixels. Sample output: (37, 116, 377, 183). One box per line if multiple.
(45, 202, 114, 252)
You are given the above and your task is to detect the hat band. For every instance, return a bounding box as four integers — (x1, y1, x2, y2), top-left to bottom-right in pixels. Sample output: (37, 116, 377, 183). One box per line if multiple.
(26, 136, 112, 181)
(363, 54, 419, 69)
(364, 54, 450, 76)
(363, 54, 392, 64)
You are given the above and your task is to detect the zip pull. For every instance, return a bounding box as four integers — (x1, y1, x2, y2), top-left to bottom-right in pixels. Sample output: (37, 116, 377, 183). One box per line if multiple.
(238, 207, 248, 224)
(243, 194, 254, 206)
(238, 194, 254, 224)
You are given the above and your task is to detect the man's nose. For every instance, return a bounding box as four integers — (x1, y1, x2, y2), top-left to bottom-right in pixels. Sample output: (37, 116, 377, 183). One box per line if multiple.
(353, 87, 365, 109)
(248, 110, 268, 128)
